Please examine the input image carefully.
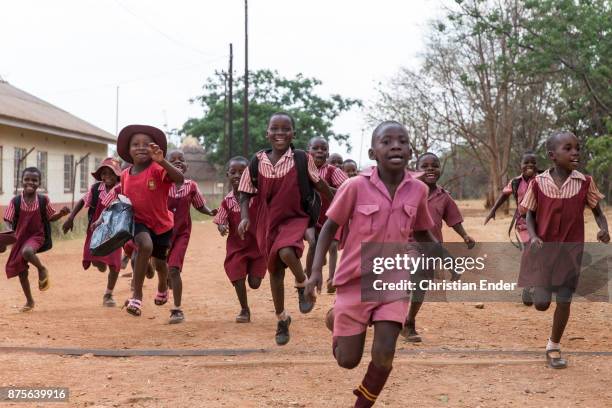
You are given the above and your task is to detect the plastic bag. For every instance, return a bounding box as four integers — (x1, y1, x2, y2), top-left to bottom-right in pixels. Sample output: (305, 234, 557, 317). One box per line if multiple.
(90, 196, 134, 257)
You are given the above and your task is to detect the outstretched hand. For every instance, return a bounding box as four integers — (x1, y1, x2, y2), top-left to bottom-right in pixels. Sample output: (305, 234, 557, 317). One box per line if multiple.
(237, 219, 250, 240)
(149, 143, 164, 163)
(597, 229, 610, 243)
(218, 224, 229, 236)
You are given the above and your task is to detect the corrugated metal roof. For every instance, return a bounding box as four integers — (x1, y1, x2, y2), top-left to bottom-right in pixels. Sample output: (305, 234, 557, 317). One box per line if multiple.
(0, 80, 116, 144)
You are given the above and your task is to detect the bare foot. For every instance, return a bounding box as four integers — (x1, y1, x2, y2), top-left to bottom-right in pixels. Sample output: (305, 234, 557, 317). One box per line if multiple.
(38, 267, 50, 291)
(20, 301, 35, 312)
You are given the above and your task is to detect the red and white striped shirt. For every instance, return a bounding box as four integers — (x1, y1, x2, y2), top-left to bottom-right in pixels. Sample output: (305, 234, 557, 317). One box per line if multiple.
(169, 180, 206, 208)
(3, 193, 56, 224)
(238, 149, 320, 194)
(520, 169, 604, 213)
(319, 163, 348, 188)
(213, 190, 240, 226)
(83, 182, 117, 208)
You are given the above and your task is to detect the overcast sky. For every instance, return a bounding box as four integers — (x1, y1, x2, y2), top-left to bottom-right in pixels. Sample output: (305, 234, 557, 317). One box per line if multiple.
(1, 0, 442, 167)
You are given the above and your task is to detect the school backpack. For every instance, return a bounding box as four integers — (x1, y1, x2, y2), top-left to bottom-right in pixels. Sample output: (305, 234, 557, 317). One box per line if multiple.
(11, 194, 52, 253)
(248, 146, 321, 227)
(87, 182, 102, 225)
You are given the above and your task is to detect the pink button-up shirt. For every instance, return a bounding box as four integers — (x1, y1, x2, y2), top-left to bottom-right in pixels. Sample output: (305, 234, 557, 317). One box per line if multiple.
(326, 167, 434, 287)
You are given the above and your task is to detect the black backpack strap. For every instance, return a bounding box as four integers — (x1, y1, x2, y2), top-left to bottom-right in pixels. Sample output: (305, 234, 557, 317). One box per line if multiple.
(11, 195, 21, 231)
(87, 182, 102, 224)
(38, 194, 48, 222)
(510, 177, 522, 206)
(293, 149, 314, 201)
(37, 194, 52, 253)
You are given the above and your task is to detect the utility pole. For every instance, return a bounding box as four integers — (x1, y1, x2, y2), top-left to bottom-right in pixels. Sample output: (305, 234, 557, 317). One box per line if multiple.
(243, 0, 249, 156)
(228, 43, 234, 160)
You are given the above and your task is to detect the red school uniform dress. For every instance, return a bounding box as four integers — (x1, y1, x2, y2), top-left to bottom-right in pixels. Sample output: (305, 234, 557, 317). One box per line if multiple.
(326, 167, 434, 337)
(502, 175, 531, 243)
(238, 148, 321, 271)
(316, 163, 348, 232)
(82, 182, 122, 271)
(425, 186, 463, 243)
(3, 193, 56, 278)
(213, 191, 266, 282)
(167, 180, 205, 270)
(518, 169, 604, 291)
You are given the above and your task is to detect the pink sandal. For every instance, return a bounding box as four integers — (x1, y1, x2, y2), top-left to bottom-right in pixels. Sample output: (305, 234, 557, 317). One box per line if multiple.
(123, 298, 142, 316)
(154, 290, 169, 306)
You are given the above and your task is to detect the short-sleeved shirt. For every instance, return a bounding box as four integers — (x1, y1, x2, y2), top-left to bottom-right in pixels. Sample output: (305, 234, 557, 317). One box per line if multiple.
(168, 180, 206, 208)
(102, 162, 174, 234)
(213, 190, 240, 226)
(82, 182, 116, 208)
(238, 148, 320, 194)
(426, 186, 463, 242)
(319, 163, 348, 189)
(3, 193, 56, 224)
(520, 169, 604, 213)
(327, 167, 434, 287)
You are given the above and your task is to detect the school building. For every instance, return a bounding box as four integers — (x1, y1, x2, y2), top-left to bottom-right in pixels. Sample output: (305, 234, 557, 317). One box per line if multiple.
(0, 79, 115, 210)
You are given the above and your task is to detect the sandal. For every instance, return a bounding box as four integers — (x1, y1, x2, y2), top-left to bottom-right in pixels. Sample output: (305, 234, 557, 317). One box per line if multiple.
(20, 303, 35, 313)
(122, 298, 142, 316)
(154, 290, 169, 306)
(38, 275, 50, 292)
(546, 349, 567, 369)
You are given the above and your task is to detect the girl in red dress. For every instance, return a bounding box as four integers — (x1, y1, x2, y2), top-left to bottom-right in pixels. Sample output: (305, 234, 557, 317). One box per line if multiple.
(238, 112, 333, 345)
(3, 167, 69, 312)
(62, 157, 122, 307)
(214, 156, 266, 323)
(166, 150, 217, 324)
(304, 137, 348, 294)
(519, 131, 609, 369)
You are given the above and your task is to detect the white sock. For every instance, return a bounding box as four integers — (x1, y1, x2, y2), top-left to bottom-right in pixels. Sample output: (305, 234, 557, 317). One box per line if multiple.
(104, 289, 113, 295)
(276, 310, 289, 321)
(546, 338, 560, 351)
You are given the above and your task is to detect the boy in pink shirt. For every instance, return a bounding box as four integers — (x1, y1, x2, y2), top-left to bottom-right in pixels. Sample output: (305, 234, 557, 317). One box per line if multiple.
(306, 121, 437, 408)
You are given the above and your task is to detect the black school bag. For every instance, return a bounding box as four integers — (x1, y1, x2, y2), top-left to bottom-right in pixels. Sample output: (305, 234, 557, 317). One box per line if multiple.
(12, 194, 53, 253)
(87, 182, 102, 225)
(249, 146, 321, 227)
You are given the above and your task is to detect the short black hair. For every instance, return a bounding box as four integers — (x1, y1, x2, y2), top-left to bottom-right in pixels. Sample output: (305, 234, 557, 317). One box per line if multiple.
(343, 159, 357, 166)
(546, 131, 576, 152)
(308, 136, 328, 147)
(227, 155, 249, 169)
(371, 120, 408, 146)
(22, 167, 41, 180)
(416, 152, 439, 167)
(269, 112, 296, 130)
(166, 149, 184, 159)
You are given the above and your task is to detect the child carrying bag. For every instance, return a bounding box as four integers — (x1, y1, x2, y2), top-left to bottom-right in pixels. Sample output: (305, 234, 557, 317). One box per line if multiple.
(90, 195, 134, 257)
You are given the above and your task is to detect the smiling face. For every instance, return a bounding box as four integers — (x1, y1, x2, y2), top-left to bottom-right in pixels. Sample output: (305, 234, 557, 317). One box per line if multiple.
(369, 123, 412, 173)
(99, 167, 119, 188)
(549, 133, 580, 171)
(227, 160, 247, 190)
(21, 170, 41, 195)
(168, 151, 187, 174)
(267, 115, 294, 152)
(308, 138, 329, 168)
(328, 153, 343, 168)
(129, 133, 154, 165)
(417, 154, 441, 185)
(521, 154, 537, 178)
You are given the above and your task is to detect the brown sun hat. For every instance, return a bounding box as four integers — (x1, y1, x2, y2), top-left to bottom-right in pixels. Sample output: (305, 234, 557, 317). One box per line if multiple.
(117, 124, 167, 163)
(91, 157, 122, 181)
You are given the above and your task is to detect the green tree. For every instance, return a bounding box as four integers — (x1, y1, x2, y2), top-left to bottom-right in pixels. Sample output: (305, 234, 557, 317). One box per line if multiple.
(182, 69, 361, 167)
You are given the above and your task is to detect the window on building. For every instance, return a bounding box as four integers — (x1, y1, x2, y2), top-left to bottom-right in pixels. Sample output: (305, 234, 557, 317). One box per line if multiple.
(14, 147, 27, 192)
(37, 151, 48, 191)
(80, 155, 89, 192)
(94, 157, 102, 172)
(64, 154, 74, 192)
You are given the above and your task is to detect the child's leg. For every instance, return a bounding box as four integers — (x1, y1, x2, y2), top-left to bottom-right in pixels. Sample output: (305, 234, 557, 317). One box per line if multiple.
(269, 260, 286, 316)
(278, 247, 313, 314)
(21, 246, 47, 282)
(551, 301, 571, 344)
(233, 278, 251, 323)
(153, 258, 169, 305)
(303, 229, 317, 278)
(18, 270, 35, 309)
(334, 332, 367, 369)
(402, 300, 423, 342)
(247, 274, 262, 289)
(168, 267, 182, 308)
(132, 232, 154, 301)
(102, 266, 119, 307)
(353, 321, 400, 407)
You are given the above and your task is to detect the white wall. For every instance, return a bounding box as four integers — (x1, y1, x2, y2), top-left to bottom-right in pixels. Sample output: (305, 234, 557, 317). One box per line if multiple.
(0, 124, 109, 206)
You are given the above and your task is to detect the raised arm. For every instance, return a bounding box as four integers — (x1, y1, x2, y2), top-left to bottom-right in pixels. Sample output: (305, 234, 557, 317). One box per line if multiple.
(484, 193, 510, 224)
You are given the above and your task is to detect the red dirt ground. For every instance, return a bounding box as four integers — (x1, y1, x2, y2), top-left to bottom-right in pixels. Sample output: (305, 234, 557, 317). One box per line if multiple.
(0, 203, 610, 407)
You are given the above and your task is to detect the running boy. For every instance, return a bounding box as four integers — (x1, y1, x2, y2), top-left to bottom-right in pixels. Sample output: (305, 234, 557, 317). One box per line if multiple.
(4, 167, 70, 311)
(306, 121, 437, 407)
(214, 156, 266, 323)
